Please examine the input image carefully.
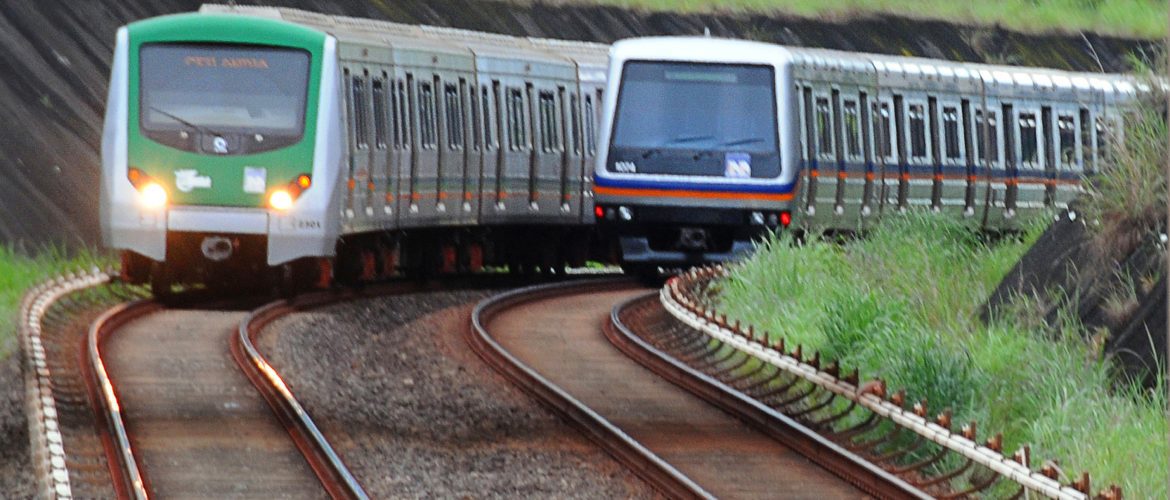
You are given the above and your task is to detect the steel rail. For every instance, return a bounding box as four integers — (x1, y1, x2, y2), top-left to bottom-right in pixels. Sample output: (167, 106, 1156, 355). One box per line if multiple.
(606, 292, 931, 500)
(466, 279, 715, 500)
(234, 293, 373, 500)
(661, 265, 1121, 499)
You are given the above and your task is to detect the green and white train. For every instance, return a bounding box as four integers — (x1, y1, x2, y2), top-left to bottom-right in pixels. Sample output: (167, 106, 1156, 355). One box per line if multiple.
(101, 5, 608, 292)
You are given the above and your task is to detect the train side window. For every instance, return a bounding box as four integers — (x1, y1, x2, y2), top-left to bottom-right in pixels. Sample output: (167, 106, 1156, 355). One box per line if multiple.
(469, 82, 481, 152)
(352, 74, 369, 150)
(396, 80, 410, 150)
(538, 91, 558, 153)
(974, 110, 999, 166)
(814, 97, 833, 159)
(1079, 108, 1093, 173)
(872, 101, 895, 162)
(907, 103, 927, 161)
(507, 88, 526, 151)
(482, 85, 496, 151)
(372, 77, 387, 150)
(418, 81, 437, 149)
(390, 79, 401, 149)
(1057, 115, 1077, 172)
(570, 93, 581, 155)
(584, 94, 596, 155)
(942, 106, 961, 161)
(1019, 112, 1039, 168)
(444, 84, 464, 150)
(842, 99, 862, 161)
(1095, 117, 1112, 167)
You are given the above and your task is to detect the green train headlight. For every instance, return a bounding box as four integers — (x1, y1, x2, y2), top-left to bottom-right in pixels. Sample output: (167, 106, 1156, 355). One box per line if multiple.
(268, 173, 311, 211)
(128, 167, 167, 209)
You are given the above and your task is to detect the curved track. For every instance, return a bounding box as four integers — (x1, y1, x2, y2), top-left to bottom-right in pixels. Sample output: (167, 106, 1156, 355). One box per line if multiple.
(467, 279, 867, 499)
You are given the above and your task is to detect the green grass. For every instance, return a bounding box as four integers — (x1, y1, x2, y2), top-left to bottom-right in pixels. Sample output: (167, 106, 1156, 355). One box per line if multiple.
(715, 213, 1167, 497)
(577, 0, 1167, 39)
(0, 247, 112, 357)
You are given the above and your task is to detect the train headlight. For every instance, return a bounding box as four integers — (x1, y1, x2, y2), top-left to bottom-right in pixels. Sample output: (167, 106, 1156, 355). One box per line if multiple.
(618, 206, 634, 221)
(269, 189, 294, 211)
(750, 211, 765, 225)
(139, 182, 168, 209)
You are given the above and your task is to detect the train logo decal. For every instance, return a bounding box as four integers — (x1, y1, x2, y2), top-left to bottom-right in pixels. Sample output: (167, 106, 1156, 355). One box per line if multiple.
(174, 169, 212, 193)
(243, 167, 267, 194)
(212, 136, 229, 154)
(724, 153, 751, 178)
(614, 161, 637, 173)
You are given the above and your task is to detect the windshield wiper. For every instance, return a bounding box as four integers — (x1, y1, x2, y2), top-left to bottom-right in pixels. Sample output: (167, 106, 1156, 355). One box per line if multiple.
(720, 137, 765, 147)
(664, 134, 714, 146)
(148, 106, 224, 137)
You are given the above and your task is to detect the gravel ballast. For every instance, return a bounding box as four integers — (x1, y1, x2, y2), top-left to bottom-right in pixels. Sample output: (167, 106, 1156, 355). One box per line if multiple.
(0, 352, 35, 496)
(260, 290, 657, 498)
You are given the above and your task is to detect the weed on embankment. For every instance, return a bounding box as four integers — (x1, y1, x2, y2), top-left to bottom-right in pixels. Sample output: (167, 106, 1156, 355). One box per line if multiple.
(716, 213, 1167, 497)
(0, 247, 111, 357)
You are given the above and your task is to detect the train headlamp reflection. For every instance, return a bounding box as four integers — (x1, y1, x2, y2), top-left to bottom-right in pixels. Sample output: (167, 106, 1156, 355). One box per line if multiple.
(269, 190, 294, 211)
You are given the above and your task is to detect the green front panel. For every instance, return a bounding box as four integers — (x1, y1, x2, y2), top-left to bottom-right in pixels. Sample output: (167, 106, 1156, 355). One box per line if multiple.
(127, 13, 326, 207)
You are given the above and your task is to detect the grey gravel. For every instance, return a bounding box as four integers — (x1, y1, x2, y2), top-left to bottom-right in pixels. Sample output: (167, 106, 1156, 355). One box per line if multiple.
(0, 352, 36, 497)
(260, 290, 657, 498)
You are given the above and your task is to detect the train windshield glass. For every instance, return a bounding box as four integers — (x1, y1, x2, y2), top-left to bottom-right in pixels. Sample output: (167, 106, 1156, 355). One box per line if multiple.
(611, 61, 777, 153)
(139, 43, 310, 140)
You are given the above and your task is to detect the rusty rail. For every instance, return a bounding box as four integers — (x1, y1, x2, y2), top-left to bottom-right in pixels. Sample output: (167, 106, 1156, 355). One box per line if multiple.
(658, 265, 1122, 500)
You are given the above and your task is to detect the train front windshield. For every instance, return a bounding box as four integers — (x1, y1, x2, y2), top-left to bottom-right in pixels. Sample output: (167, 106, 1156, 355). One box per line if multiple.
(139, 43, 310, 153)
(608, 61, 779, 178)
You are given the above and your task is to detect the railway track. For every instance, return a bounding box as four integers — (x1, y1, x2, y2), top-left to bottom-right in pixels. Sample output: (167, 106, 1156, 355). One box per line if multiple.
(467, 279, 870, 498)
(21, 270, 370, 499)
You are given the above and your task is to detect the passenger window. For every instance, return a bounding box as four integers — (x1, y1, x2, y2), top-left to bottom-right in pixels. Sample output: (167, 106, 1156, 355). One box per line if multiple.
(815, 97, 833, 158)
(584, 94, 596, 155)
(1095, 117, 1112, 166)
(1057, 115, 1077, 171)
(470, 84, 481, 151)
(444, 84, 464, 150)
(396, 80, 409, 149)
(483, 85, 496, 151)
(351, 75, 369, 150)
(908, 104, 927, 161)
(570, 94, 582, 155)
(538, 91, 561, 153)
(842, 99, 862, 160)
(1019, 112, 1039, 167)
(942, 106, 961, 161)
(872, 102, 894, 161)
(1080, 109, 1093, 173)
(418, 81, 437, 149)
(507, 88, 526, 151)
(975, 110, 999, 166)
(372, 78, 387, 150)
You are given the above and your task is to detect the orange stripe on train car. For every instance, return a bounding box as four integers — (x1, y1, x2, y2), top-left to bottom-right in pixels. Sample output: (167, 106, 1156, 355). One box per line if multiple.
(593, 185, 794, 202)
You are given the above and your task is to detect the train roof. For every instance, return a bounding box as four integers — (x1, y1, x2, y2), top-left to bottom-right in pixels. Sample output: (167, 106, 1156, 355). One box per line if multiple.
(198, 4, 608, 71)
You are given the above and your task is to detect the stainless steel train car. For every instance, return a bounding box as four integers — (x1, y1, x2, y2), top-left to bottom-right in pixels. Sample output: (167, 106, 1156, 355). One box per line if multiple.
(100, 5, 608, 293)
(594, 37, 1137, 269)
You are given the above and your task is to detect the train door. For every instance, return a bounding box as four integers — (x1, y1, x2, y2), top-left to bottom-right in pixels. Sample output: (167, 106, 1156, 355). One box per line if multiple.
(498, 78, 533, 218)
(385, 74, 408, 228)
(400, 71, 441, 228)
(1013, 102, 1048, 221)
(870, 95, 899, 217)
(531, 83, 568, 222)
(436, 73, 472, 226)
(369, 71, 393, 228)
(858, 91, 879, 229)
(936, 97, 969, 217)
(390, 70, 413, 228)
(475, 79, 502, 224)
(837, 89, 868, 230)
(808, 86, 838, 221)
(581, 87, 602, 224)
(900, 94, 934, 210)
(559, 86, 583, 223)
(461, 77, 481, 225)
(343, 66, 375, 230)
(970, 98, 1004, 228)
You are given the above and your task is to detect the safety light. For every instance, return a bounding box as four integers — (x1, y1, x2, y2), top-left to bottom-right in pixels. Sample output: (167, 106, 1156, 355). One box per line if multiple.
(780, 211, 792, 227)
(296, 174, 312, 190)
(593, 205, 604, 218)
(269, 190, 294, 210)
(139, 182, 168, 209)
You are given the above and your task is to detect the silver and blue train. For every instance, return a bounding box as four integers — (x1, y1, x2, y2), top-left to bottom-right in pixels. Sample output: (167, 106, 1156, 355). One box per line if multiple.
(100, 5, 1137, 290)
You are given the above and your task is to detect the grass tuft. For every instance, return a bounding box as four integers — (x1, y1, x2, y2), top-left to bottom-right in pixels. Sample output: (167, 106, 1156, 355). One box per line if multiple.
(716, 212, 1167, 497)
(0, 246, 111, 357)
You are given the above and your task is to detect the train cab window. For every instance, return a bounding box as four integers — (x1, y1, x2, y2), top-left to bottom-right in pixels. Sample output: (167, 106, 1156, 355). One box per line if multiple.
(1019, 112, 1040, 167)
(538, 91, 559, 153)
(418, 81, 437, 149)
(842, 99, 862, 161)
(570, 94, 582, 154)
(1057, 115, 1077, 171)
(444, 84, 464, 150)
(584, 94, 596, 155)
(351, 75, 369, 150)
(974, 110, 999, 166)
(507, 88, 527, 151)
(372, 78, 388, 150)
(942, 106, 961, 161)
(907, 104, 927, 161)
(815, 97, 833, 159)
